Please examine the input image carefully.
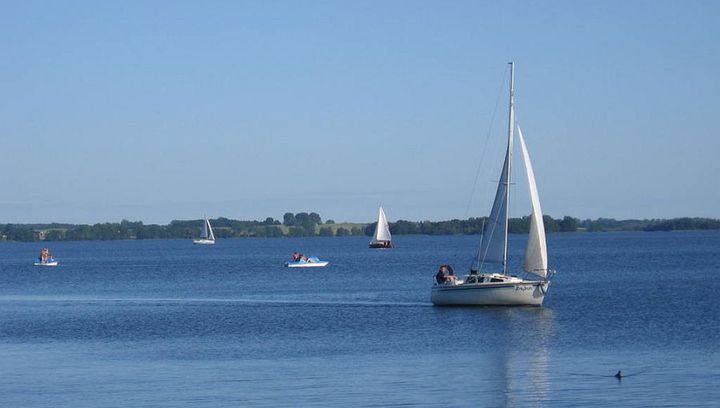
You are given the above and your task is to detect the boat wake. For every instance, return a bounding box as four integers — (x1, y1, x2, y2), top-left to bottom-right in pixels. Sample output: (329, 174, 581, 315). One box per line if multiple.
(0, 296, 429, 307)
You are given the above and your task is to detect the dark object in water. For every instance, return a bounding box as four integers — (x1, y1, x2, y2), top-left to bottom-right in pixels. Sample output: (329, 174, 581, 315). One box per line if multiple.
(614, 370, 623, 379)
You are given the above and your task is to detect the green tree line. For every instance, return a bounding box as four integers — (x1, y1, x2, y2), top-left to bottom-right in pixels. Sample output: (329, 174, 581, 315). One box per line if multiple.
(1, 214, 718, 242)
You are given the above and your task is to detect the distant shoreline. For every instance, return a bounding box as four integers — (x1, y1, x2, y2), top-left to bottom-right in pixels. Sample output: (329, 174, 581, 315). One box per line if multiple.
(2, 214, 719, 243)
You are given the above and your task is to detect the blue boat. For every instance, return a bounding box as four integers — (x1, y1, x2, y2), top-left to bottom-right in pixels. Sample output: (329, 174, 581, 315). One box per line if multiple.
(285, 256, 329, 268)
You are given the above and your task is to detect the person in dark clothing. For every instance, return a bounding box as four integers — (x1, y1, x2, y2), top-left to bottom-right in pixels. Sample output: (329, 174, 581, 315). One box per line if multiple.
(436, 264, 457, 284)
(436, 267, 447, 284)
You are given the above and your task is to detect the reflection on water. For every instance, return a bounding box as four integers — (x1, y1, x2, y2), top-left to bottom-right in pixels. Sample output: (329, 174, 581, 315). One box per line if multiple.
(491, 307, 554, 407)
(528, 308, 553, 404)
(430, 306, 556, 406)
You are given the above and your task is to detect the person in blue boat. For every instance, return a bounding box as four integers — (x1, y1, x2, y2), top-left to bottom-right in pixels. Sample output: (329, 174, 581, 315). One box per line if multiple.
(291, 252, 315, 263)
(39, 248, 50, 263)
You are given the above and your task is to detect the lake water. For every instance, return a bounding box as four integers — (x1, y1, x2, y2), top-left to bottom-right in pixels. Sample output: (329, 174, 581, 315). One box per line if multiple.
(1, 232, 719, 407)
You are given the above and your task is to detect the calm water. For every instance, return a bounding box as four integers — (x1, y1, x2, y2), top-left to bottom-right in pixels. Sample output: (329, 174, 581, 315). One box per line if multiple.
(1, 232, 719, 407)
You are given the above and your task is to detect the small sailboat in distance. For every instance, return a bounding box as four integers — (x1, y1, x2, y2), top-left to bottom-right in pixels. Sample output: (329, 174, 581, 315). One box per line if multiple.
(193, 216, 216, 245)
(431, 62, 552, 306)
(369, 206, 393, 248)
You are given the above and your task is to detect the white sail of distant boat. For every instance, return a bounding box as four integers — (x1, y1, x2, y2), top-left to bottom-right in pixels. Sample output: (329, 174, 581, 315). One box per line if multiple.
(431, 62, 552, 306)
(369, 206, 393, 248)
(193, 216, 216, 245)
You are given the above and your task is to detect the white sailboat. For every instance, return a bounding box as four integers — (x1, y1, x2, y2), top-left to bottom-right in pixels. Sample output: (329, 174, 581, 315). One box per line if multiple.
(193, 216, 216, 245)
(369, 206, 393, 248)
(431, 62, 552, 306)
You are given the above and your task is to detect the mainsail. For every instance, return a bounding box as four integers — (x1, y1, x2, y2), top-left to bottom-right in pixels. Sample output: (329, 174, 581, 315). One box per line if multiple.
(477, 151, 509, 265)
(518, 127, 548, 277)
(201, 217, 215, 241)
(479, 62, 515, 269)
(371, 206, 392, 244)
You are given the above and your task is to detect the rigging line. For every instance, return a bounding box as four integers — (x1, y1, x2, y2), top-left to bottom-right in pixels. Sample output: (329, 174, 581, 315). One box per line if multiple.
(462, 68, 509, 221)
(472, 218, 486, 272)
(457, 67, 509, 271)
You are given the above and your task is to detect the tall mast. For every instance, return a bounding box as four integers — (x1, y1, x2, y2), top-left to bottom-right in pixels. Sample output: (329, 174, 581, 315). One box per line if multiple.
(503, 62, 515, 274)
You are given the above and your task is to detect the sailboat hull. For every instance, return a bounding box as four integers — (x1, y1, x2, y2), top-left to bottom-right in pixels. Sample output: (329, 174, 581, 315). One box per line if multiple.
(192, 239, 215, 245)
(369, 241, 392, 249)
(431, 281, 549, 306)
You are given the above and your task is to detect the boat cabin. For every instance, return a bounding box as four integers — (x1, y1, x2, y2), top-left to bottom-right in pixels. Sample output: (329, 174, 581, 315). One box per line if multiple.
(465, 273, 524, 284)
(445, 273, 525, 286)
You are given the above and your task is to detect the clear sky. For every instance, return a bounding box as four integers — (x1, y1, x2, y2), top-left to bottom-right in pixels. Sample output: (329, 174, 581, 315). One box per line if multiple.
(1, 0, 718, 224)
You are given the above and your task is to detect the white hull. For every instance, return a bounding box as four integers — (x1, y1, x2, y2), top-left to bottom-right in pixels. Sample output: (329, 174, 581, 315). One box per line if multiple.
(34, 261, 58, 267)
(193, 239, 215, 245)
(431, 280, 549, 306)
(285, 261, 329, 268)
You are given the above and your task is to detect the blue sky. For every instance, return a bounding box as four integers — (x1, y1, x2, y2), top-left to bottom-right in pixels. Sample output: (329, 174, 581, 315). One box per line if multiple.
(1, 0, 718, 224)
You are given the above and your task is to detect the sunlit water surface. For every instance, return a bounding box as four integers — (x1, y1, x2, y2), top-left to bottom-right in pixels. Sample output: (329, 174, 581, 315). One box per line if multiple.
(1, 232, 719, 407)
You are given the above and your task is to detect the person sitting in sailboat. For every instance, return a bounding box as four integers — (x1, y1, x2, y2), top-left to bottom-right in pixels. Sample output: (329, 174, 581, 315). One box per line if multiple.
(292, 252, 301, 261)
(435, 268, 445, 284)
(435, 265, 457, 284)
(446, 265, 456, 282)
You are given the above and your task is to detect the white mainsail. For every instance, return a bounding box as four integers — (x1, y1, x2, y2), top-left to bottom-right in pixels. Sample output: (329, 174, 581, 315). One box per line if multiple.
(518, 127, 548, 277)
(200, 219, 208, 238)
(371, 206, 392, 244)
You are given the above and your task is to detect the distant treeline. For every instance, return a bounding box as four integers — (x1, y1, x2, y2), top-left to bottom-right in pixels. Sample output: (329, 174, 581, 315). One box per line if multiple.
(577, 217, 720, 232)
(1, 213, 719, 242)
